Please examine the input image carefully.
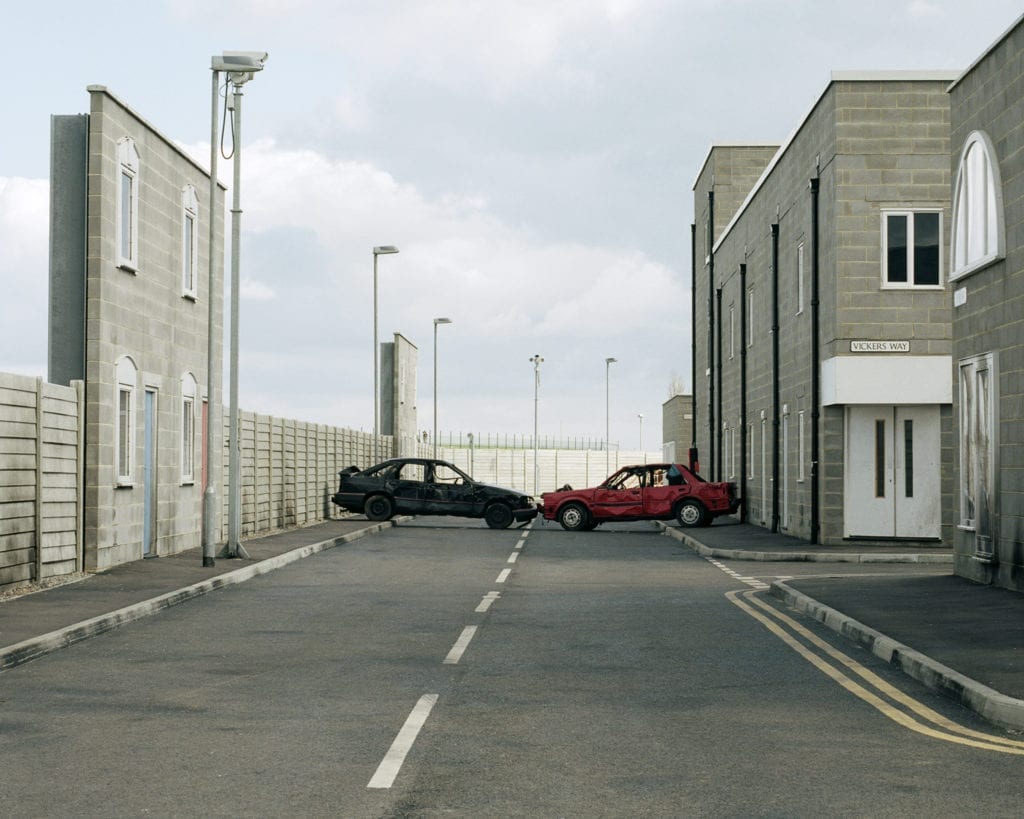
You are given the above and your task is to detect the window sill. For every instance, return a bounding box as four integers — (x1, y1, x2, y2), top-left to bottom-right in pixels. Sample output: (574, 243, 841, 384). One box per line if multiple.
(115, 481, 134, 489)
(880, 284, 944, 291)
(118, 262, 138, 275)
(182, 292, 197, 302)
(950, 253, 1004, 283)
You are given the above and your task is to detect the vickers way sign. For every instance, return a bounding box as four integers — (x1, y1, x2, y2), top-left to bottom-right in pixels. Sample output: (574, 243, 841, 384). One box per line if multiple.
(850, 341, 910, 353)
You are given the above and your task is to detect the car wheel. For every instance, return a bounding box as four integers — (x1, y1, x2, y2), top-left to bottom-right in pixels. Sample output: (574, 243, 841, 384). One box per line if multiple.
(558, 502, 590, 532)
(676, 499, 706, 528)
(485, 503, 514, 529)
(365, 494, 395, 522)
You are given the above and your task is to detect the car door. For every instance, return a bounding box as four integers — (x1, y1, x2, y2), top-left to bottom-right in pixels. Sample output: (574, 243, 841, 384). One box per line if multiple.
(389, 461, 427, 513)
(424, 462, 476, 516)
(642, 466, 678, 516)
(592, 468, 645, 519)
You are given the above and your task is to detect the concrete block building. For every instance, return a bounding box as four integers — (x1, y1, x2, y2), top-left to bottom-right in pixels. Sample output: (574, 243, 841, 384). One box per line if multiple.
(661, 393, 693, 464)
(49, 87, 225, 570)
(948, 15, 1024, 588)
(693, 72, 957, 546)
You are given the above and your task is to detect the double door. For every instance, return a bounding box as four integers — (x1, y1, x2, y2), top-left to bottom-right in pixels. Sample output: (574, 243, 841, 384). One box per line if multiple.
(844, 405, 940, 539)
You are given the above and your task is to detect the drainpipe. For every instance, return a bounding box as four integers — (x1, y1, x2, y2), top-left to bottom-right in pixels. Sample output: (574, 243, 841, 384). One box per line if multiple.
(739, 263, 748, 522)
(770, 223, 780, 533)
(715, 286, 723, 481)
(809, 177, 821, 544)
(690, 223, 698, 470)
(707, 191, 716, 479)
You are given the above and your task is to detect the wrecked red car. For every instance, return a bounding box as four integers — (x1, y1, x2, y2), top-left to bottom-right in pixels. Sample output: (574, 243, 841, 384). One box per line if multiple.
(539, 463, 740, 531)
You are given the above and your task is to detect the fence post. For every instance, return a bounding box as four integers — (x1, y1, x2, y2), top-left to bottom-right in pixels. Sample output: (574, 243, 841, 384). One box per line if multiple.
(75, 380, 85, 572)
(34, 377, 43, 582)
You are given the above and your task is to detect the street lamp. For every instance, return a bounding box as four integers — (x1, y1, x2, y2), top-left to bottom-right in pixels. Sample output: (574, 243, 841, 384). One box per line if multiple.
(372, 245, 399, 463)
(530, 354, 544, 495)
(605, 357, 617, 475)
(433, 317, 452, 459)
(205, 50, 268, 563)
(638, 413, 644, 462)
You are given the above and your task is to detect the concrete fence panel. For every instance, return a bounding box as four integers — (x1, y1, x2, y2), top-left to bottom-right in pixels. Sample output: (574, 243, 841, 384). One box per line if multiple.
(0, 373, 83, 589)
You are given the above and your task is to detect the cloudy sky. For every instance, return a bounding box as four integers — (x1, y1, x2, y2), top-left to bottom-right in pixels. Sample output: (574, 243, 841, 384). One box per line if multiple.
(2, 1, 1021, 452)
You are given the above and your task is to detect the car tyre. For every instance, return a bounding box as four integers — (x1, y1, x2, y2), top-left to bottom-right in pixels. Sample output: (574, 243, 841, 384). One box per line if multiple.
(365, 494, 395, 522)
(558, 502, 590, 532)
(485, 502, 514, 529)
(676, 499, 706, 528)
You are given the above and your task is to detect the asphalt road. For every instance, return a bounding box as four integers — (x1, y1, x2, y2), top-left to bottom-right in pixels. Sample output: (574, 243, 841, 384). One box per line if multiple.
(3, 518, 1023, 817)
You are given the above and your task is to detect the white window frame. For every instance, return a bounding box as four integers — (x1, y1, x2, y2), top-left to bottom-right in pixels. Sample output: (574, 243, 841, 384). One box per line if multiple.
(797, 410, 806, 483)
(729, 304, 735, 360)
(116, 137, 140, 272)
(181, 185, 199, 299)
(796, 242, 805, 315)
(115, 356, 138, 486)
(181, 373, 197, 484)
(881, 209, 943, 289)
(959, 352, 996, 536)
(951, 131, 1005, 281)
(747, 287, 754, 348)
(747, 422, 754, 480)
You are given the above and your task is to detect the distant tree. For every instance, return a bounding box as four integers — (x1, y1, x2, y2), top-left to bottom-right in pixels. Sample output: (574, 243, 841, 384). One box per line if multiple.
(667, 373, 688, 398)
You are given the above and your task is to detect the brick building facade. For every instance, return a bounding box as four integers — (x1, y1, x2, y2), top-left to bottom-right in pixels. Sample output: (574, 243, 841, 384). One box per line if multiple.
(692, 72, 956, 545)
(50, 87, 225, 570)
(949, 15, 1024, 589)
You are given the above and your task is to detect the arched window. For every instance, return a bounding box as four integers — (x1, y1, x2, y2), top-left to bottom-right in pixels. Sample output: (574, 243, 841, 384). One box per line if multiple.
(116, 137, 140, 271)
(115, 355, 138, 485)
(951, 131, 1004, 279)
(181, 185, 199, 299)
(181, 372, 197, 483)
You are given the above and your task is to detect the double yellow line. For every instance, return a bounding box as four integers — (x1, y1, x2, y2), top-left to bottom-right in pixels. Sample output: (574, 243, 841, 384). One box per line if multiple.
(727, 588, 1024, 755)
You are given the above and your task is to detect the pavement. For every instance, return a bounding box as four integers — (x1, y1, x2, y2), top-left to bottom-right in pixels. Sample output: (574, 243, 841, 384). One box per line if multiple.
(4, 514, 1024, 731)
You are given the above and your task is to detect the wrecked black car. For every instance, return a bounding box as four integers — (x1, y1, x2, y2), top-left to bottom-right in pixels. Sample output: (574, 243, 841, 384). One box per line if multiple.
(331, 457, 537, 529)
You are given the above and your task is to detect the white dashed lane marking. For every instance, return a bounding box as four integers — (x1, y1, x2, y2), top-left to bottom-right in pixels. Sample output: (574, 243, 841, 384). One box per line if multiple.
(367, 694, 440, 789)
(443, 625, 478, 665)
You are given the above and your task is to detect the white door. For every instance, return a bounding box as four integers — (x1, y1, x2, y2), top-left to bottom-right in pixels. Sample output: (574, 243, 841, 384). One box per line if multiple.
(844, 405, 941, 539)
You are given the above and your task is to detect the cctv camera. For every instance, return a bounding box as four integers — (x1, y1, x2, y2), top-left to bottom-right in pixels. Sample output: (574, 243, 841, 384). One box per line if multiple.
(211, 51, 268, 72)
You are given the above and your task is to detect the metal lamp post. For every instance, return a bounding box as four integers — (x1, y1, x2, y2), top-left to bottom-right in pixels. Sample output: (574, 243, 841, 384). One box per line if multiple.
(638, 413, 644, 462)
(605, 357, 617, 475)
(205, 51, 267, 563)
(530, 354, 544, 495)
(372, 245, 399, 463)
(433, 317, 452, 458)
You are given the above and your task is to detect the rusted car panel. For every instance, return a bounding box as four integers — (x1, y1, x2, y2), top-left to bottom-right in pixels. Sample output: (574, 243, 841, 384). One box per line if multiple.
(331, 457, 537, 529)
(539, 463, 740, 531)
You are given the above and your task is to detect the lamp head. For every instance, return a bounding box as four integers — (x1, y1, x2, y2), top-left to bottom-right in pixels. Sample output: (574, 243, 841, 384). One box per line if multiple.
(606, 357, 617, 365)
(373, 245, 399, 255)
(434, 317, 452, 326)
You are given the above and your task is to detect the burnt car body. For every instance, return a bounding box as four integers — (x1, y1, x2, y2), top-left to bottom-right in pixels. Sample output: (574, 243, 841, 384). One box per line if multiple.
(539, 463, 740, 531)
(331, 457, 537, 529)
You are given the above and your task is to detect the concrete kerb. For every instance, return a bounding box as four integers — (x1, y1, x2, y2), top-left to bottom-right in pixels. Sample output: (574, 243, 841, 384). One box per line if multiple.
(0, 519, 397, 673)
(655, 521, 953, 564)
(771, 578, 1024, 733)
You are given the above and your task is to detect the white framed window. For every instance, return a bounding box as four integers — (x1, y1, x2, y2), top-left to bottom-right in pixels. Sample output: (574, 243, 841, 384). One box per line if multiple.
(181, 373, 197, 484)
(959, 352, 996, 543)
(951, 131, 1004, 280)
(797, 410, 806, 482)
(747, 422, 754, 479)
(115, 356, 138, 486)
(882, 210, 941, 288)
(181, 185, 199, 299)
(747, 288, 754, 348)
(796, 243, 805, 315)
(116, 137, 140, 271)
(729, 304, 735, 359)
